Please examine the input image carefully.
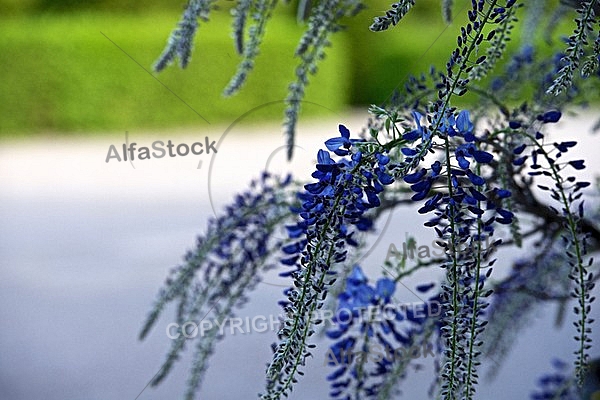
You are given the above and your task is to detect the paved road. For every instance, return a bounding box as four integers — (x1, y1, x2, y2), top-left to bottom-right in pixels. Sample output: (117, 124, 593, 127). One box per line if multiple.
(1, 111, 599, 399)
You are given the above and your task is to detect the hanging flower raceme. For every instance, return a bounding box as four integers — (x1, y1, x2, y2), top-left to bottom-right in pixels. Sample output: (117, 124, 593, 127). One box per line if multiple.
(507, 110, 593, 385)
(483, 248, 574, 376)
(138, 172, 295, 399)
(262, 125, 398, 399)
(396, 107, 513, 399)
(325, 266, 440, 399)
(530, 359, 579, 400)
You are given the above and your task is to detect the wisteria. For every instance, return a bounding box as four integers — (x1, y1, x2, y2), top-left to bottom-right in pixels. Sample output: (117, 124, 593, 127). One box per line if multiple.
(262, 125, 397, 399)
(139, 173, 295, 399)
(325, 266, 439, 399)
(531, 359, 580, 400)
(508, 110, 594, 385)
(143, 1, 600, 399)
(383, 105, 512, 399)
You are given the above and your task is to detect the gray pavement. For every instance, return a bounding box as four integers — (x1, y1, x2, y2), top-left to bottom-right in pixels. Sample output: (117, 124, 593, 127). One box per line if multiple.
(1, 111, 599, 399)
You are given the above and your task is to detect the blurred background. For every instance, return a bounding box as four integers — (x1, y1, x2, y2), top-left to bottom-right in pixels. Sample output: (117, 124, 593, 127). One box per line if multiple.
(1, 1, 599, 399)
(1, 0, 581, 137)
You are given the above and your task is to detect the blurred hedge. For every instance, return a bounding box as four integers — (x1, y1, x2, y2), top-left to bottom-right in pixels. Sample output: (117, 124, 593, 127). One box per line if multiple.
(343, 1, 589, 107)
(0, 11, 349, 136)
(0, 3, 443, 136)
(1, 0, 216, 15)
(344, 6, 462, 106)
(1, 2, 592, 136)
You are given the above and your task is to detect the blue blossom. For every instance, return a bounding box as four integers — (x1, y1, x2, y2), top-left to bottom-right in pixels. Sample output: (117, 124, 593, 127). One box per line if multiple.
(402, 111, 426, 141)
(326, 266, 439, 399)
(265, 124, 397, 398)
(491, 45, 535, 92)
(456, 109, 474, 137)
(531, 359, 578, 400)
(539, 110, 562, 123)
(376, 278, 396, 302)
(568, 160, 585, 170)
(140, 172, 294, 395)
(337, 267, 376, 313)
(325, 125, 364, 156)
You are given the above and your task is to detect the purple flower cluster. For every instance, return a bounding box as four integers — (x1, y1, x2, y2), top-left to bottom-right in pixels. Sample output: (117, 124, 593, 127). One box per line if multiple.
(531, 359, 578, 400)
(140, 172, 294, 395)
(508, 109, 593, 385)
(398, 108, 514, 398)
(263, 125, 398, 399)
(326, 266, 438, 399)
(403, 109, 513, 230)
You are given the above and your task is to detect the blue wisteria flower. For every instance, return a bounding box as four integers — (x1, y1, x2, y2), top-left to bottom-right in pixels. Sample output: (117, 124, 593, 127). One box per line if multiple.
(143, 1, 600, 399)
(394, 105, 517, 398)
(139, 172, 295, 397)
(324, 125, 364, 156)
(326, 266, 440, 399)
(531, 359, 579, 400)
(263, 125, 398, 399)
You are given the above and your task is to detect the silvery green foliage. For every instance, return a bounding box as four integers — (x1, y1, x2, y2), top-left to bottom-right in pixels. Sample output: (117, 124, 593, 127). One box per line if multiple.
(522, 0, 546, 45)
(154, 0, 363, 160)
(482, 247, 574, 380)
(283, 0, 364, 160)
(144, 1, 600, 399)
(153, 0, 217, 71)
(548, 0, 599, 95)
(223, 0, 278, 96)
(231, 0, 253, 55)
(561, 0, 600, 14)
(442, 0, 453, 24)
(369, 0, 416, 32)
(581, 29, 600, 76)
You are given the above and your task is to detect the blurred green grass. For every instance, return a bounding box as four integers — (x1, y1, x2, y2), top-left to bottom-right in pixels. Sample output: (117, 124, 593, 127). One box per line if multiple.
(0, 11, 350, 137)
(0, 2, 593, 137)
(344, 2, 589, 107)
